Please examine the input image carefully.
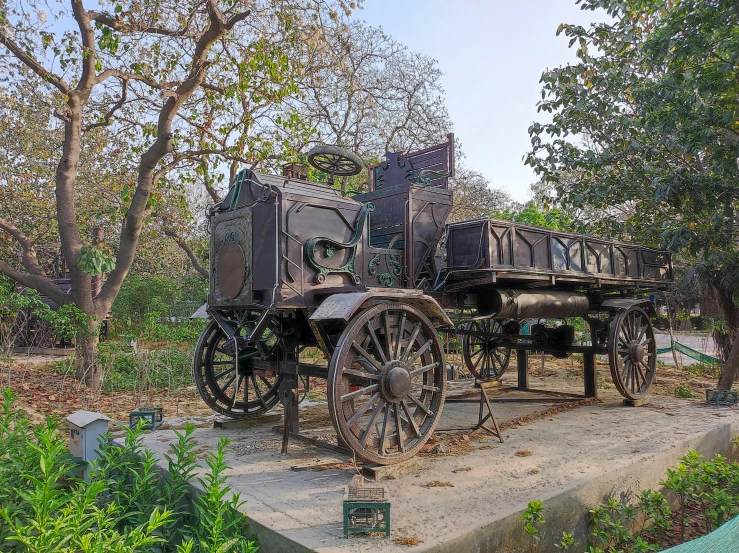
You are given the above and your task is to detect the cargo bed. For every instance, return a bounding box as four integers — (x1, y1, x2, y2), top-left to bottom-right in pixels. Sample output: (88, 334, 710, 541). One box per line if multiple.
(439, 218, 672, 293)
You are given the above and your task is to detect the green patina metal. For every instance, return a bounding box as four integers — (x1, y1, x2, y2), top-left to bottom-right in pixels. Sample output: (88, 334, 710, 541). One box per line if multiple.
(389, 254, 402, 276)
(304, 202, 374, 285)
(325, 244, 335, 257)
(411, 168, 453, 185)
(228, 170, 250, 211)
(343, 487, 390, 538)
(368, 253, 381, 275)
(379, 273, 394, 287)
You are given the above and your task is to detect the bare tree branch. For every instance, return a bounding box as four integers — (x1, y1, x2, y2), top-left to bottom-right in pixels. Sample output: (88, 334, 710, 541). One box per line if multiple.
(84, 79, 128, 132)
(0, 32, 71, 95)
(164, 230, 210, 278)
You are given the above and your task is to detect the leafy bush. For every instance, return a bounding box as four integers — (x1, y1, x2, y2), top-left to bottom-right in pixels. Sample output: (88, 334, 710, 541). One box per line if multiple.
(112, 275, 207, 344)
(0, 389, 258, 553)
(54, 342, 195, 394)
(526, 449, 739, 552)
(673, 384, 697, 399)
(0, 275, 89, 355)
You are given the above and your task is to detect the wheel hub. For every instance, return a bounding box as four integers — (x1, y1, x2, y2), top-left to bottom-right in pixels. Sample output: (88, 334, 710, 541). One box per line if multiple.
(380, 361, 411, 403)
(629, 341, 645, 363)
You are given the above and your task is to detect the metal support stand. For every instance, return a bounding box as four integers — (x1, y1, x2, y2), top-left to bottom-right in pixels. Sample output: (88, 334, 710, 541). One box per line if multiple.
(437, 384, 504, 443)
(583, 353, 598, 399)
(517, 349, 529, 389)
(279, 378, 352, 456)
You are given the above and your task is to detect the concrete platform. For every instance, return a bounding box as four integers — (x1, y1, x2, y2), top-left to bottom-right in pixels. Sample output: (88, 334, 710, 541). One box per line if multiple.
(138, 385, 739, 553)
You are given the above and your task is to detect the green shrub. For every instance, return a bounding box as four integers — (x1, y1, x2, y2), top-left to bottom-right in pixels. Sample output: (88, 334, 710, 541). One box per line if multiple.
(673, 384, 697, 399)
(0, 275, 89, 355)
(111, 275, 207, 344)
(524, 449, 739, 552)
(0, 389, 258, 553)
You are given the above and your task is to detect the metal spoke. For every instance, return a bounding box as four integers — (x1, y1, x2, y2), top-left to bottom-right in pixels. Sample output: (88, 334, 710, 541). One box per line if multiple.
(401, 400, 421, 437)
(378, 404, 391, 455)
(395, 405, 405, 453)
(347, 392, 381, 428)
(351, 342, 382, 372)
(403, 323, 421, 361)
(358, 400, 384, 447)
(407, 392, 434, 417)
(214, 367, 236, 380)
(395, 312, 406, 360)
(409, 362, 438, 378)
(411, 382, 440, 392)
(368, 325, 388, 365)
(251, 374, 267, 407)
(406, 339, 433, 365)
(384, 311, 393, 361)
(341, 383, 380, 402)
(231, 374, 243, 407)
(343, 368, 381, 380)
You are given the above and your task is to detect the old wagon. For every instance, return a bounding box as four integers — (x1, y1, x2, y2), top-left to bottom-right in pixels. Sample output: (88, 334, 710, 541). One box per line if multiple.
(194, 135, 672, 465)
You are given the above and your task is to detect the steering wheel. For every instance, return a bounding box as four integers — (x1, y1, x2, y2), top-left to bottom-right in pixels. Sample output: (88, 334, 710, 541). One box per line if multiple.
(307, 145, 363, 185)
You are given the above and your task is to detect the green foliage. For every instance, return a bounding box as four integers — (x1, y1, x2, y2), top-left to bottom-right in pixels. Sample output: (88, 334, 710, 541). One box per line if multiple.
(111, 275, 207, 344)
(522, 500, 545, 550)
(527, 0, 739, 309)
(525, 448, 739, 551)
(555, 531, 577, 551)
(497, 202, 575, 232)
(77, 244, 116, 275)
(0, 389, 171, 552)
(0, 275, 89, 354)
(0, 390, 258, 553)
(95, 342, 194, 393)
(673, 384, 698, 398)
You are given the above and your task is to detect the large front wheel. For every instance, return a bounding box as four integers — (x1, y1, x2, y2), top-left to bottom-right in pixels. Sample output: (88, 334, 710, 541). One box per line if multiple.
(328, 303, 446, 465)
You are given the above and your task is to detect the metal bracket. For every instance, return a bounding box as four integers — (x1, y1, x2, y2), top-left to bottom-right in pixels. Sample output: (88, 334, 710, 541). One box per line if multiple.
(303, 202, 374, 285)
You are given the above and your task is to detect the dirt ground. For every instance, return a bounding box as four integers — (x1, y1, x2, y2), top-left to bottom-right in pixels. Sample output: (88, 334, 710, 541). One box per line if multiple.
(0, 349, 718, 427)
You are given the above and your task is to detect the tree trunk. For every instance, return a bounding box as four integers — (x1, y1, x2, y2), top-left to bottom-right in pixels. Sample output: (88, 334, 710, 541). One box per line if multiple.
(717, 330, 739, 390)
(76, 319, 101, 389)
(715, 286, 739, 390)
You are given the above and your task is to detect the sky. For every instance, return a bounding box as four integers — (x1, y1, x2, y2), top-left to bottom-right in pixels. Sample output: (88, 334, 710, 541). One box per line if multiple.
(354, 0, 608, 203)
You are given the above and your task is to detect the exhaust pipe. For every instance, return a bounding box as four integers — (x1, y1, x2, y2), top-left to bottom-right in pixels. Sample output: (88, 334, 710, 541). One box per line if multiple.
(476, 289, 589, 319)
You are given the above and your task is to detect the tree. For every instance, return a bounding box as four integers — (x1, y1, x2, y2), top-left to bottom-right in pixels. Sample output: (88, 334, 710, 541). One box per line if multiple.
(290, 20, 451, 160)
(526, 0, 739, 388)
(448, 166, 516, 223)
(0, 0, 357, 385)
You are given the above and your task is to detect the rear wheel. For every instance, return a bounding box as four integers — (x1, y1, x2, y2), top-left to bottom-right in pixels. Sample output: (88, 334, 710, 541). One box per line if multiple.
(328, 303, 446, 465)
(608, 306, 656, 401)
(193, 312, 283, 419)
(461, 318, 510, 381)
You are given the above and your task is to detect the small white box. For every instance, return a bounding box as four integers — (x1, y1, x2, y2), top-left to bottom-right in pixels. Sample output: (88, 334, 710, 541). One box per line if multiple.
(66, 410, 111, 480)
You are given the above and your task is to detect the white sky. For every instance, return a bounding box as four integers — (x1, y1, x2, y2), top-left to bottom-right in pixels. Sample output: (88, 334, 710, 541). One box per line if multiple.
(355, 0, 608, 203)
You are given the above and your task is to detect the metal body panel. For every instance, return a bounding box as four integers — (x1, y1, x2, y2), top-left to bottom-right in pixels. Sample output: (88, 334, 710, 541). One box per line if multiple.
(309, 290, 452, 326)
(209, 207, 254, 307)
(442, 218, 672, 291)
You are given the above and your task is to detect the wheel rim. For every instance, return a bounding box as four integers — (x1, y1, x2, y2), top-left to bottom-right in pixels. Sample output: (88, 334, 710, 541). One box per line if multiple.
(462, 319, 510, 381)
(193, 313, 283, 419)
(608, 307, 656, 400)
(328, 303, 446, 465)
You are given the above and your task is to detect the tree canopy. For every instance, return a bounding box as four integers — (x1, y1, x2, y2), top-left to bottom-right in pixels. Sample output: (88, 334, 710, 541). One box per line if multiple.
(527, 0, 739, 385)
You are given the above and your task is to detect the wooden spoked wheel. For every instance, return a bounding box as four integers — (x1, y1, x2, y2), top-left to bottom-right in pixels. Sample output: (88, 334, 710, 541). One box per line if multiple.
(461, 319, 511, 381)
(328, 303, 446, 465)
(193, 312, 283, 419)
(608, 306, 656, 400)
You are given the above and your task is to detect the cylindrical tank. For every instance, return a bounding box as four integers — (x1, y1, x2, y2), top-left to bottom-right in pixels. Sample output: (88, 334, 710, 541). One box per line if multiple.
(476, 289, 590, 319)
